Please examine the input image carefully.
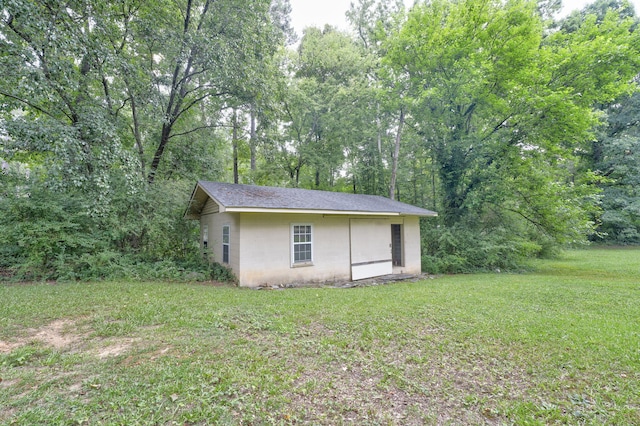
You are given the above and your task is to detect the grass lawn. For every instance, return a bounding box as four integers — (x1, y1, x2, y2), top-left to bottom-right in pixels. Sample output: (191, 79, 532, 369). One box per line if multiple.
(1, 248, 639, 425)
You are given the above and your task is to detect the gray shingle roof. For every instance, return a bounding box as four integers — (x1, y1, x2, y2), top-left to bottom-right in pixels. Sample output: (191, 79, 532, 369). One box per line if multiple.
(190, 181, 437, 217)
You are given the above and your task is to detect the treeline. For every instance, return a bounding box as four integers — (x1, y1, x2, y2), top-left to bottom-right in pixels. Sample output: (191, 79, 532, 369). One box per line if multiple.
(1, 0, 639, 281)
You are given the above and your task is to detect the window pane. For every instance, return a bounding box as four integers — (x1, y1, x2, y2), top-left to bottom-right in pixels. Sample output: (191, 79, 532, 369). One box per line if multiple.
(223, 245, 229, 263)
(222, 226, 230, 263)
(295, 243, 311, 262)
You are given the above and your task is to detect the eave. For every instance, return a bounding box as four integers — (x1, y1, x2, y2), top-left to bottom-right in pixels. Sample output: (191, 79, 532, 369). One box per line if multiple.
(224, 207, 398, 216)
(224, 207, 437, 217)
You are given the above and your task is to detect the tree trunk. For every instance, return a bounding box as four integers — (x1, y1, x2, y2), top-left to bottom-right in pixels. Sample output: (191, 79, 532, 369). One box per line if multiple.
(376, 103, 382, 154)
(389, 108, 404, 200)
(128, 86, 145, 178)
(233, 109, 239, 184)
(250, 103, 257, 171)
(148, 123, 171, 184)
(146, 0, 207, 184)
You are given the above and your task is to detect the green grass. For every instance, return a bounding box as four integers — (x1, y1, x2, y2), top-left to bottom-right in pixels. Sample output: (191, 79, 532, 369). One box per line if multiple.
(1, 248, 639, 425)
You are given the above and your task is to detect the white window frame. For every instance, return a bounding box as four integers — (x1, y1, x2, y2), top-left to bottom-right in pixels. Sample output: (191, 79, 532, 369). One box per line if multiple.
(222, 225, 230, 264)
(291, 223, 313, 266)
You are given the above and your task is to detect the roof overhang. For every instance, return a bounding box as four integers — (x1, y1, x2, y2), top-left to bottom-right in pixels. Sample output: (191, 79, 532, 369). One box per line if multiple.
(225, 207, 398, 216)
(184, 183, 223, 219)
(224, 207, 437, 217)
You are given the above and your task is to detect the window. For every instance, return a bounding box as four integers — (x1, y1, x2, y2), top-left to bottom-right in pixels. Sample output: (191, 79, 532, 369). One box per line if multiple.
(292, 224, 313, 265)
(391, 224, 403, 266)
(222, 225, 230, 263)
(202, 224, 209, 249)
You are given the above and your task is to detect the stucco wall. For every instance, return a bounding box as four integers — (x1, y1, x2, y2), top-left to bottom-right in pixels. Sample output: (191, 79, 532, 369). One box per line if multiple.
(392, 216, 422, 275)
(237, 213, 352, 287)
(201, 211, 240, 274)
(201, 209, 424, 287)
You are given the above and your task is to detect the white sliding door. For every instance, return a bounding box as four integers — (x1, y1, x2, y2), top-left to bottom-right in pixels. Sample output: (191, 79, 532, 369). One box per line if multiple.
(349, 218, 392, 280)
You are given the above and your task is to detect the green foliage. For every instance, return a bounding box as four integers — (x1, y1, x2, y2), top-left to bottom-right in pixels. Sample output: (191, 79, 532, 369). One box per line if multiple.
(421, 221, 545, 274)
(560, 0, 638, 32)
(209, 262, 238, 284)
(0, 173, 105, 280)
(0, 0, 282, 184)
(381, 0, 640, 260)
(0, 170, 212, 282)
(274, 26, 379, 189)
(589, 91, 640, 244)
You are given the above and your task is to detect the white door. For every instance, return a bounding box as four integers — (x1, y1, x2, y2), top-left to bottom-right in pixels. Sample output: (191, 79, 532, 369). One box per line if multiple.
(349, 218, 392, 280)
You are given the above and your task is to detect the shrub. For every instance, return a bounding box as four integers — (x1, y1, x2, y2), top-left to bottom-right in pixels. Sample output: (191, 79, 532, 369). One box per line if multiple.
(0, 173, 216, 282)
(209, 262, 237, 284)
(420, 222, 544, 274)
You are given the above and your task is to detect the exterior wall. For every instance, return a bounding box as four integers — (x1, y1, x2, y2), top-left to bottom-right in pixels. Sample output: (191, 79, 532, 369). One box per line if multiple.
(199, 206, 424, 287)
(236, 213, 352, 287)
(391, 216, 422, 275)
(200, 210, 240, 275)
(202, 198, 219, 215)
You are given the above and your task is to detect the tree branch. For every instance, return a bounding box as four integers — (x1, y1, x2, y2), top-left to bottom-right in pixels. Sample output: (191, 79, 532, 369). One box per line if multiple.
(481, 114, 514, 142)
(168, 124, 221, 140)
(176, 91, 230, 119)
(0, 90, 57, 120)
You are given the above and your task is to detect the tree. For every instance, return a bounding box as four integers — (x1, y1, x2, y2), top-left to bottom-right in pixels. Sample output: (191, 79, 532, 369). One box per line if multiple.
(275, 26, 374, 188)
(345, 0, 429, 200)
(588, 85, 640, 244)
(0, 0, 287, 279)
(560, 0, 637, 32)
(383, 0, 640, 251)
(0, 0, 281, 184)
(557, 0, 640, 243)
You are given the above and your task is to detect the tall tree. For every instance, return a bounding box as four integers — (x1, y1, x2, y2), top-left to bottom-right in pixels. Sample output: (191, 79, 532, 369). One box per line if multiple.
(0, 0, 281, 185)
(276, 26, 372, 188)
(560, 0, 640, 243)
(384, 0, 640, 245)
(0, 0, 289, 277)
(593, 92, 640, 242)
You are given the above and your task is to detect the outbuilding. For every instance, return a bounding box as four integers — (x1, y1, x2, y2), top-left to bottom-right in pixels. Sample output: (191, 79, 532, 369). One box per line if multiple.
(185, 181, 437, 287)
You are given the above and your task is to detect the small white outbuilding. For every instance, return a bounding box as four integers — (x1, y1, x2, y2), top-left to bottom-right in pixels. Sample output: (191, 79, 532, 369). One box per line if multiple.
(185, 181, 437, 287)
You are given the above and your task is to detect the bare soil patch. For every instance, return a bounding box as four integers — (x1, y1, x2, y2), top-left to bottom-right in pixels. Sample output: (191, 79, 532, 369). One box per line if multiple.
(0, 319, 83, 354)
(0, 318, 139, 360)
(0, 340, 22, 354)
(32, 319, 83, 349)
(95, 338, 139, 359)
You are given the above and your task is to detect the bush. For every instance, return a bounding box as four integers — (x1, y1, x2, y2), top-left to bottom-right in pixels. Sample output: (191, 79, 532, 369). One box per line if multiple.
(0, 173, 223, 283)
(420, 222, 544, 274)
(0, 179, 106, 280)
(209, 262, 237, 284)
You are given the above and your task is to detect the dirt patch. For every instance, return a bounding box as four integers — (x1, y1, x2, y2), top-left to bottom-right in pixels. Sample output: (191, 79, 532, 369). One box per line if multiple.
(0, 319, 87, 354)
(95, 338, 139, 359)
(1, 319, 156, 363)
(0, 340, 22, 354)
(32, 319, 82, 349)
(0, 377, 18, 388)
